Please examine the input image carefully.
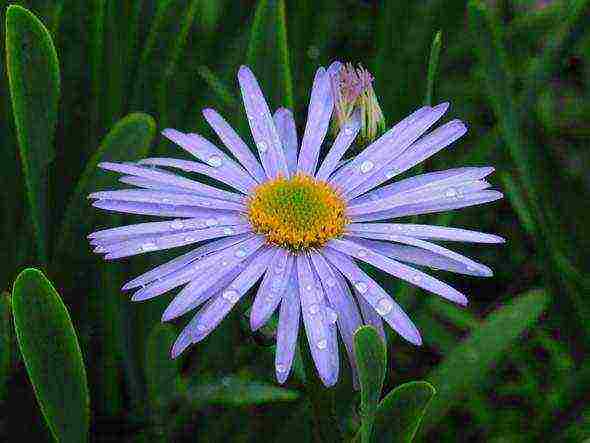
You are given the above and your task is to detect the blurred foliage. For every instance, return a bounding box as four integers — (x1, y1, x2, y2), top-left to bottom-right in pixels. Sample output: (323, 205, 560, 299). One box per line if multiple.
(1, 0, 590, 441)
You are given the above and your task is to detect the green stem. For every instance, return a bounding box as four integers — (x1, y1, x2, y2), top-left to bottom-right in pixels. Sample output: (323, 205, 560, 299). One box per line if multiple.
(301, 338, 342, 443)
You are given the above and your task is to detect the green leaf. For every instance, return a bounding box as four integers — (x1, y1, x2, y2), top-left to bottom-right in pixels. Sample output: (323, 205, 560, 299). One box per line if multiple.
(196, 65, 239, 110)
(421, 289, 549, 433)
(12, 268, 89, 443)
(184, 375, 299, 408)
(423, 31, 442, 106)
(5, 5, 61, 263)
(0, 292, 11, 402)
(246, 0, 294, 109)
(372, 381, 436, 443)
(354, 326, 387, 443)
(145, 324, 182, 408)
(55, 112, 155, 256)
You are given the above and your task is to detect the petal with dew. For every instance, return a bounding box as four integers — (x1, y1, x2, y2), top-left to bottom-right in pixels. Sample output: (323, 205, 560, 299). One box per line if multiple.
(297, 253, 338, 387)
(138, 158, 256, 194)
(297, 66, 336, 175)
(238, 66, 289, 178)
(202, 108, 266, 183)
(273, 108, 298, 175)
(344, 119, 467, 199)
(315, 110, 361, 181)
(328, 238, 468, 305)
(322, 248, 422, 345)
(275, 268, 301, 384)
(92, 200, 243, 220)
(250, 249, 295, 331)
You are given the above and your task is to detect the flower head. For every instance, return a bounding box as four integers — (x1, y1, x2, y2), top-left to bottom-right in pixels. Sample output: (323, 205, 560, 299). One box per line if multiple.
(89, 62, 504, 388)
(331, 63, 385, 144)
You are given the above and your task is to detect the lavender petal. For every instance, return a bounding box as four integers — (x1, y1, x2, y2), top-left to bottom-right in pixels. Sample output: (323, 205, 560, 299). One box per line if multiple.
(275, 268, 301, 384)
(273, 108, 299, 175)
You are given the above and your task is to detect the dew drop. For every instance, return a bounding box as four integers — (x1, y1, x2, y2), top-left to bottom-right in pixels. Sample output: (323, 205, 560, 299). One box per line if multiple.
(306, 285, 313, 291)
(223, 227, 234, 235)
(271, 280, 282, 292)
(222, 289, 240, 303)
(257, 141, 268, 153)
(162, 198, 173, 204)
(207, 154, 223, 167)
(170, 220, 184, 230)
(369, 193, 380, 202)
(359, 160, 374, 174)
(276, 363, 287, 373)
(140, 242, 158, 252)
(445, 187, 457, 198)
(184, 236, 195, 243)
(325, 278, 336, 288)
(344, 126, 354, 135)
(316, 339, 328, 350)
(357, 248, 368, 258)
(235, 248, 247, 258)
(205, 218, 218, 227)
(94, 246, 105, 253)
(412, 274, 422, 283)
(354, 281, 368, 294)
(197, 324, 207, 332)
(384, 168, 398, 179)
(327, 308, 338, 324)
(221, 260, 228, 266)
(309, 304, 320, 315)
(376, 298, 393, 315)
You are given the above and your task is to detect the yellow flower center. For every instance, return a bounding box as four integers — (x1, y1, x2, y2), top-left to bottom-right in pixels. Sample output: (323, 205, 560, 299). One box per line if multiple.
(247, 173, 348, 251)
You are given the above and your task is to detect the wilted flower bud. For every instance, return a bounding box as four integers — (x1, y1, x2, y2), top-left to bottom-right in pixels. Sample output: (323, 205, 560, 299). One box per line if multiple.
(331, 63, 385, 144)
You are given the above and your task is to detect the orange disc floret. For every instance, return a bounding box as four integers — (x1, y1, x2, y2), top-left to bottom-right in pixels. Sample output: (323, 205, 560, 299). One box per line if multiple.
(247, 173, 348, 251)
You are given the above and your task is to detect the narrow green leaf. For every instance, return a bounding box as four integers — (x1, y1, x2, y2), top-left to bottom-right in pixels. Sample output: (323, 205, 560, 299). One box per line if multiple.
(354, 326, 387, 443)
(184, 375, 299, 408)
(246, 0, 294, 109)
(5, 5, 61, 263)
(373, 381, 436, 443)
(196, 65, 239, 110)
(12, 268, 89, 443)
(423, 31, 442, 106)
(422, 289, 549, 432)
(145, 324, 182, 408)
(499, 172, 537, 237)
(55, 112, 156, 256)
(0, 292, 11, 402)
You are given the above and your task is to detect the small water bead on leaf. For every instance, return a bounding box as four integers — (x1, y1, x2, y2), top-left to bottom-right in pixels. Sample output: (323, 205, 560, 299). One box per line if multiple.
(360, 160, 375, 174)
(222, 289, 240, 303)
(354, 281, 369, 294)
(207, 154, 223, 167)
(376, 298, 393, 315)
(317, 339, 328, 350)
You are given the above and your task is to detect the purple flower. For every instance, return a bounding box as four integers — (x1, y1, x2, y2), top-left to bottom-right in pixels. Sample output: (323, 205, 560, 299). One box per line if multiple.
(88, 62, 504, 387)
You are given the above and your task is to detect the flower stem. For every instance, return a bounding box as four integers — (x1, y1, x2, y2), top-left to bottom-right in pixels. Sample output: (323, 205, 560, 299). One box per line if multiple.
(301, 337, 342, 443)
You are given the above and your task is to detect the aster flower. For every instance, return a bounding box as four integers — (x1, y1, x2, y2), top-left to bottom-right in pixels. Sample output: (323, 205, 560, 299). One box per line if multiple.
(88, 61, 504, 388)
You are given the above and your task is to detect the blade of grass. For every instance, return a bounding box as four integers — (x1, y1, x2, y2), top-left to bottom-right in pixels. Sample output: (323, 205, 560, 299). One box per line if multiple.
(424, 31, 442, 106)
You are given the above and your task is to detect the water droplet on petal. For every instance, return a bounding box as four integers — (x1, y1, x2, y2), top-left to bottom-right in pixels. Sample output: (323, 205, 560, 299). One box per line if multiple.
(412, 274, 422, 283)
(327, 308, 338, 324)
(140, 242, 158, 252)
(344, 126, 354, 135)
(257, 141, 268, 153)
(357, 248, 368, 258)
(369, 193, 379, 202)
(222, 289, 240, 303)
(354, 281, 368, 294)
(317, 339, 328, 349)
(184, 236, 195, 243)
(223, 227, 234, 235)
(271, 280, 282, 292)
(384, 168, 398, 179)
(207, 155, 223, 167)
(162, 198, 173, 204)
(197, 324, 207, 332)
(235, 248, 247, 258)
(445, 187, 457, 198)
(205, 218, 218, 227)
(306, 285, 313, 291)
(360, 160, 374, 174)
(170, 220, 184, 230)
(325, 278, 336, 288)
(376, 298, 393, 315)
(276, 363, 287, 373)
(309, 304, 320, 315)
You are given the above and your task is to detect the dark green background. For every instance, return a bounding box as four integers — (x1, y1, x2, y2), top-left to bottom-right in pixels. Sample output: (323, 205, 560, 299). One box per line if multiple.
(1, 0, 589, 441)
